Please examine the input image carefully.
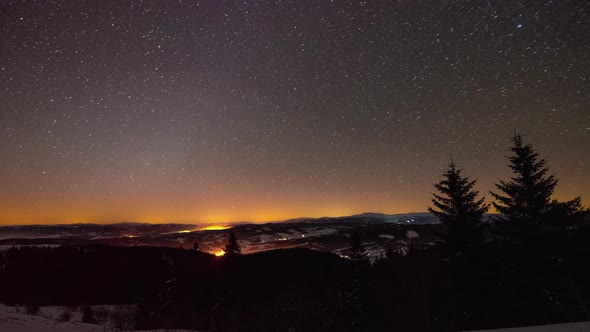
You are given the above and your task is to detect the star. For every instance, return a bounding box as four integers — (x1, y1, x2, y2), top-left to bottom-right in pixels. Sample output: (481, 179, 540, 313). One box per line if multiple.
(0, 0, 587, 224)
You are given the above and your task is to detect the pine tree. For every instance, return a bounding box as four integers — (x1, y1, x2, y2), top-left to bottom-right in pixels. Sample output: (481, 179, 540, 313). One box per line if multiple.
(428, 159, 489, 253)
(349, 230, 365, 263)
(224, 232, 241, 256)
(347, 230, 367, 330)
(545, 196, 585, 224)
(490, 133, 581, 224)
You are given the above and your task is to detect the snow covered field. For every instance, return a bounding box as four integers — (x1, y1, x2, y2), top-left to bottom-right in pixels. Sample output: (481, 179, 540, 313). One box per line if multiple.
(0, 244, 61, 251)
(2, 302, 589, 331)
(0, 304, 104, 332)
(0, 304, 196, 331)
(466, 321, 590, 332)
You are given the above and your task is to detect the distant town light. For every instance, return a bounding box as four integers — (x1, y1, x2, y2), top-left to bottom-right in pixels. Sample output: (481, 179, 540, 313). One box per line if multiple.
(201, 225, 230, 231)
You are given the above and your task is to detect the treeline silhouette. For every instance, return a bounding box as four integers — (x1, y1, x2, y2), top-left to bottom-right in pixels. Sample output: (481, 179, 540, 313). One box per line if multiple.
(2, 232, 589, 331)
(0, 134, 589, 332)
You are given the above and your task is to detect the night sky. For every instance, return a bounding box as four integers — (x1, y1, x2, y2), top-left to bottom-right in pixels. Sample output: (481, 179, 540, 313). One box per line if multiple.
(1, 1, 588, 225)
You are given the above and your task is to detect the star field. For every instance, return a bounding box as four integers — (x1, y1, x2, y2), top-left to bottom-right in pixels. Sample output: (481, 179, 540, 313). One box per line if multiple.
(1, 0, 589, 224)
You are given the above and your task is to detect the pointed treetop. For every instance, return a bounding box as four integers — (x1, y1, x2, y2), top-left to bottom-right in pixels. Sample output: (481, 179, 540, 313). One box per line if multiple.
(429, 160, 488, 225)
(490, 133, 560, 223)
(224, 232, 241, 256)
(428, 159, 489, 253)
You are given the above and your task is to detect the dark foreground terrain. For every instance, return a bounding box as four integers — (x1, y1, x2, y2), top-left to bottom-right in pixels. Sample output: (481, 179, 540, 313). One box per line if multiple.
(1, 220, 590, 332)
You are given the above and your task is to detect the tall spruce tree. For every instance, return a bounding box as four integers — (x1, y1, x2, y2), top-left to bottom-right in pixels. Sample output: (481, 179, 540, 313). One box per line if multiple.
(429, 160, 489, 253)
(491, 133, 583, 225)
(349, 230, 366, 263)
(224, 232, 241, 256)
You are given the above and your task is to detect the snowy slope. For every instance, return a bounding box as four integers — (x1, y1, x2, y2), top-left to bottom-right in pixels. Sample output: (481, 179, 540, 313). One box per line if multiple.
(0, 304, 103, 332)
(0, 304, 197, 332)
(465, 321, 590, 331)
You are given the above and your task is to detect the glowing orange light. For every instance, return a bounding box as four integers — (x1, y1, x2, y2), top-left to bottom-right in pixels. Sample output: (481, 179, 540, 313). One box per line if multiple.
(177, 230, 192, 233)
(214, 250, 225, 257)
(201, 225, 230, 231)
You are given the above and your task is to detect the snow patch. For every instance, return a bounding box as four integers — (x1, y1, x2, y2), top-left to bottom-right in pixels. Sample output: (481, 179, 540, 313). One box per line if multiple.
(303, 228, 338, 238)
(0, 245, 61, 251)
(0, 303, 200, 331)
(465, 321, 590, 331)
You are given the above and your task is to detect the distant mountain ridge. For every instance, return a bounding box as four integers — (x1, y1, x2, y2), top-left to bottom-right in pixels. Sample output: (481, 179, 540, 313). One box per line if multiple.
(275, 212, 438, 224)
(0, 212, 438, 240)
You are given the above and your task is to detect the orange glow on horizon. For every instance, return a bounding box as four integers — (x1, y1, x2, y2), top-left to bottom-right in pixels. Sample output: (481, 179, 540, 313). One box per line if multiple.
(214, 250, 225, 257)
(200, 225, 230, 231)
(0, 183, 585, 226)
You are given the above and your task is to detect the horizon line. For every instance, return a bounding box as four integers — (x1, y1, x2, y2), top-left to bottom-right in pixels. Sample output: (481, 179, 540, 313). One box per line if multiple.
(0, 211, 444, 227)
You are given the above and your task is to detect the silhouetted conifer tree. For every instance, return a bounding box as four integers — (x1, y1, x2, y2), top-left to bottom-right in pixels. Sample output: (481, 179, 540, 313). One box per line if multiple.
(346, 230, 368, 331)
(490, 133, 582, 224)
(544, 197, 586, 225)
(224, 232, 241, 256)
(192, 241, 201, 252)
(429, 159, 489, 253)
(349, 230, 366, 263)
